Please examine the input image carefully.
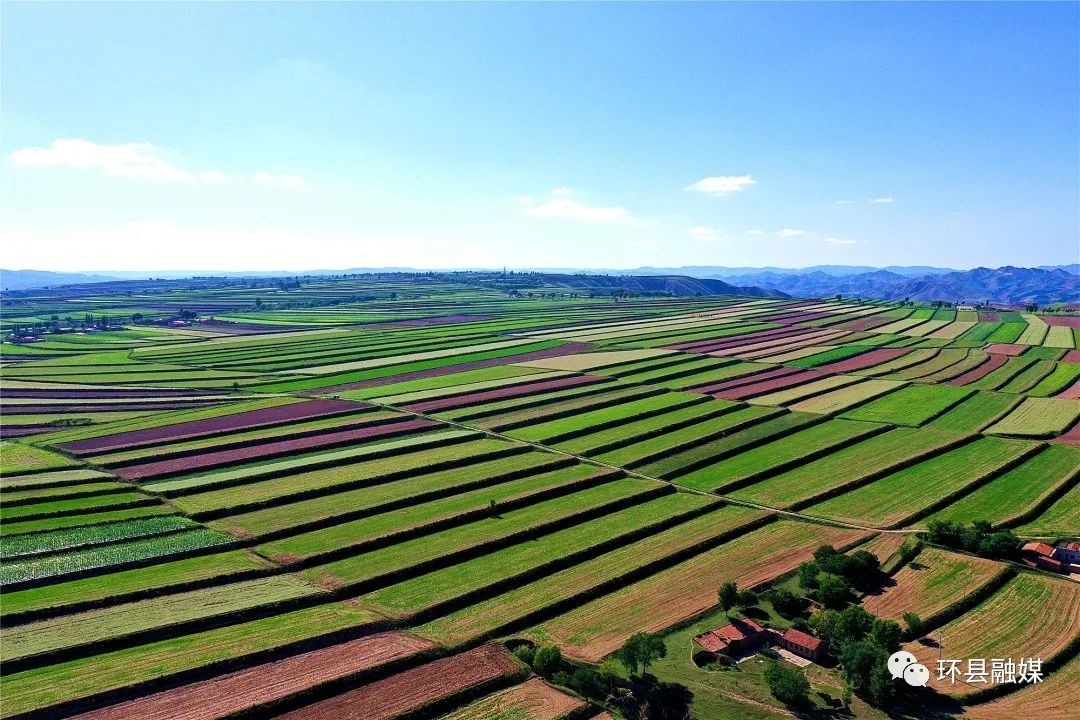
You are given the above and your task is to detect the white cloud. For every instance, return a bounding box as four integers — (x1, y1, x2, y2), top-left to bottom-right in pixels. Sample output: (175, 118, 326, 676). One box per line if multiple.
(824, 237, 858, 245)
(835, 199, 855, 205)
(869, 196, 894, 204)
(777, 228, 808, 238)
(688, 226, 722, 241)
(744, 229, 764, 236)
(525, 198, 629, 222)
(200, 171, 226, 183)
(254, 171, 305, 188)
(686, 175, 756, 196)
(10, 139, 211, 182)
(551, 186, 573, 196)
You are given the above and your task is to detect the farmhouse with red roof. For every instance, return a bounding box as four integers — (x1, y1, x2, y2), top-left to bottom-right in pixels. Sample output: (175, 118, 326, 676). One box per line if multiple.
(693, 619, 766, 657)
(774, 628, 826, 662)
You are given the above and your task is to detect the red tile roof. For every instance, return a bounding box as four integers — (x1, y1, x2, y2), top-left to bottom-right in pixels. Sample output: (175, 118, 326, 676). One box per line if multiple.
(1066, 542, 1080, 551)
(694, 619, 765, 652)
(1023, 542, 1057, 558)
(781, 628, 822, 651)
(694, 632, 728, 653)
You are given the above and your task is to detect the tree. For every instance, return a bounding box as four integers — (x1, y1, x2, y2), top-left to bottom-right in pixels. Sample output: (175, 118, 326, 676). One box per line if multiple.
(797, 561, 820, 589)
(902, 612, 924, 638)
(533, 645, 563, 677)
(870, 619, 903, 653)
(840, 640, 885, 693)
(770, 588, 804, 618)
(763, 661, 811, 706)
(718, 580, 739, 610)
(616, 632, 667, 675)
(817, 574, 853, 609)
(737, 589, 758, 607)
(869, 661, 896, 707)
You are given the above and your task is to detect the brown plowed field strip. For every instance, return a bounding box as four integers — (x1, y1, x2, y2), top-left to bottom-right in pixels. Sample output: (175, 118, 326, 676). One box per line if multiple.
(69, 632, 437, 720)
(444, 678, 585, 720)
(278, 644, 521, 720)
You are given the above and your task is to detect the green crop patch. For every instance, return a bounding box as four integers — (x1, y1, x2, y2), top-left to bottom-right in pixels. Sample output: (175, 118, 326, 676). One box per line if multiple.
(839, 383, 974, 426)
(0, 516, 198, 561)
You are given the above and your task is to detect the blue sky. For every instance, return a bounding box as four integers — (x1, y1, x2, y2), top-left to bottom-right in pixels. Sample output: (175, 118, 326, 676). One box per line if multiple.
(2, 2, 1077, 271)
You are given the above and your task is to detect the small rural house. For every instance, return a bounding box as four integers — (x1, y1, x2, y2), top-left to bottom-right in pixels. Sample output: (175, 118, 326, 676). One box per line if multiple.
(693, 619, 767, 657)
(773, 628, 826, 662)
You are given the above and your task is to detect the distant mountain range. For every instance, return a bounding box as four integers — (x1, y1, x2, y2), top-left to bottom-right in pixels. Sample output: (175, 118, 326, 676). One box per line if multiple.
(2, 264, 1077, 304)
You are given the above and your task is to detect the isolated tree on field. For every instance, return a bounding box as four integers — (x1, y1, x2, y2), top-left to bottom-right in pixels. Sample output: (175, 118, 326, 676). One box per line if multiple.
(532, 645, 562, 677)
(617, 632, 667, 675)
(902, 612, 924, 637)
(718, 581, 739, 610)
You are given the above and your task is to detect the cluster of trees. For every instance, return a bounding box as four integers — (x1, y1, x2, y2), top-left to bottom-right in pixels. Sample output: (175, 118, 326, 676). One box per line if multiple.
(762, 661, 811, 707)
(797, 545, 882, 609)
(717, 581, 757, 611)
(811, 604, 905, 708)
(7, 313, 119, 339)
(922, 520, 1020, 559)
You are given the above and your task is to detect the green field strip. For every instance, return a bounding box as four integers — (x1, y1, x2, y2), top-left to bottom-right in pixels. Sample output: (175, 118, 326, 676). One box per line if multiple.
(429, 378, 619, 422)
(363, 370, 570, 405)
(786, 378, 907, 415)
(1015, 482, 1080, 536)
(883, 349, 969, 380)
(806, 436, 1039, 528)
(926, 391, 1022, 432)
(916, 350, 989, 383)
(0, 601, 382, 719)
(0, 481, 134, 506)
(168, 436, 529, 518)
(0, 469, 113, 491)
(85, 410, 404, 466)
(0, 527, 238, 589)
(1, 574, 324, 671)
(1044, 325, 1076, 349)
(598, 322, 779, 349)
(608, 355, 734, 385)
(928, 444, 1080, 528)
(785, 344, 871, 368)
(996, 359, 1057, 394)
(501, 391, 701, 444)
(414, 505, 769, 646)
(471, 385, 660, 430)
(636, 409, 815, 479)
(727, 426, 968, 508)
(984, 397, 1080, 438)
(0, 515, 200, 561)
(656, 360, 763, 390)
(0, 549, 274, 621)
(252, 464, 603, 563)
(597, 351, 710, 378)
(681, 418, 889, 492)
(839, 383, 974, 426)
(334, 365, 553, 401)
(1017, 314, 1049, 345)
(0, 504, 179, 539)
(357, 490, 718, 621)
(0, 492, 162, 524)
(1028, 362, 1080, 397)
(549, 397, 736, 456)
(589, 405, 780, 468)
(0, 442, 81, 474)
(300, 478, 664, 591)
(966, 356, 1039, 391)
(952, 322, 1001, 347)
(141, 429, 477, 496)
(212, 452, 578, 541)
(745, 374, 865, 407)
(856, 348, 939, 376)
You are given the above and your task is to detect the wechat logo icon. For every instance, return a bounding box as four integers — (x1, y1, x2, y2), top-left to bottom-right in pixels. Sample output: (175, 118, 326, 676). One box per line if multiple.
(889, 651, 930, 687)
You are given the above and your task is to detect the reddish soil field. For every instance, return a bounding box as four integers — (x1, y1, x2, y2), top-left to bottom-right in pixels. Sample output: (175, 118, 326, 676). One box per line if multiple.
(115, 417, 437, 480)
(978, 311, 1001, 322)
(691, 366, 803, 394)
(2, 388, 205, 398)
(1053, 418, 1080, 444)
(0, 427, 52, 438)
(328, 343, 594, 392)
(838, 316, 895, 332)
(671, 326, 813, 353)
(372, 314, 497, 328)
(1063, 350, 1080, 364)
(1057, 378, 1080, 401)
(404, 374, 605, 413)
(69, 632, 437, 720)
(763, 311, 830, 325)
(278, 644, 522, 720)
(715, 369, 829, 400)
(1042, 316, 1080, 328)
(949, 354, 1007, 386)
(816, 347, 910, 373)
(61, 399, 367, 454)
(984, 343, 1027, 356)
(9, 401, 229, 414)
(708, 329, 839, 357)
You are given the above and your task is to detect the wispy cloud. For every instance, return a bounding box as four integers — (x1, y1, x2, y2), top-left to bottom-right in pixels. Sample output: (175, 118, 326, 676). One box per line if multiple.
(824, 237, 858, 245)
(777, 228, 808, 238)
(835, 199, 855, 205)
(744, 229, 764, 236)
(869, 196, 894, 204)
(688, 226, 722, 241)
(686, 175, 756, 196)
(254, 171, 305, 188)
(10, 139, 220, 182)
(522, 187, 632, 222)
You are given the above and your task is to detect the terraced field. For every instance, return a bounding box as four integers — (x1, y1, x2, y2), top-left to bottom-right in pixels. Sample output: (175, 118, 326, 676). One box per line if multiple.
(2, 281, 1077, 720)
